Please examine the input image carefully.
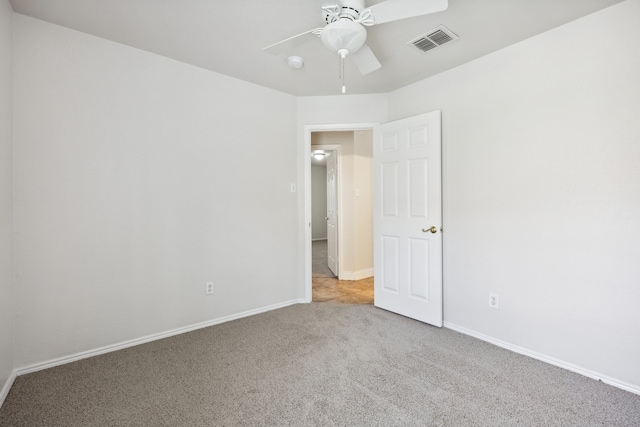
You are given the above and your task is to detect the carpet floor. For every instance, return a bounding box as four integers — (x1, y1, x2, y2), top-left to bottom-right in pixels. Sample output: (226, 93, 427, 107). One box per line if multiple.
(1, 303, 639, 426)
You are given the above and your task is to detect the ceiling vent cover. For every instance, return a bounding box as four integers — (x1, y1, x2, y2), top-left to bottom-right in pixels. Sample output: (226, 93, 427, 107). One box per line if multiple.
(408, 25, 459, 53)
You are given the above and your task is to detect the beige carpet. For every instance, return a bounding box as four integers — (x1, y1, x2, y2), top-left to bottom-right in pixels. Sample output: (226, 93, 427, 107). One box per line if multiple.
(1, 303, 639, 426)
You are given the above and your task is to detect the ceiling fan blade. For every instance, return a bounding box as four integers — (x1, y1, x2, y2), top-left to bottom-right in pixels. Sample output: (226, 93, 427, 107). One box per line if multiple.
(361, 0, 448, 26)
(351, 44, 381, 75)
(263, 28, 323, 55)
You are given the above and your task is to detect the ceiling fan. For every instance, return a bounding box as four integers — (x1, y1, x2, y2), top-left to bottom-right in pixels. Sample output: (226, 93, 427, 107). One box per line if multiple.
(263, 0, 448, 92)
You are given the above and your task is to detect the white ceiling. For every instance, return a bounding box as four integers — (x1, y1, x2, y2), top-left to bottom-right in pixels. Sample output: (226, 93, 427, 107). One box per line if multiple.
(9, 0, 623, 96)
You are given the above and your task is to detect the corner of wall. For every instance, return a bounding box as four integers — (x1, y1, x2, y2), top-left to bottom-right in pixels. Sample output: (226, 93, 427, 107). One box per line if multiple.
(0, 0, 16, 410)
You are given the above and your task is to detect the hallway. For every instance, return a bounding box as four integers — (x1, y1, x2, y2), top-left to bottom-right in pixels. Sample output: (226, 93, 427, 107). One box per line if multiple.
(312, 240, 373, 304)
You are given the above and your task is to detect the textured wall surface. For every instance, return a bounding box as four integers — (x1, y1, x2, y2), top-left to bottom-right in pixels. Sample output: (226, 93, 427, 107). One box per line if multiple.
(13, 15, 298, 368)
(0, 0, 15, 404)
(389, 0, 640, 390)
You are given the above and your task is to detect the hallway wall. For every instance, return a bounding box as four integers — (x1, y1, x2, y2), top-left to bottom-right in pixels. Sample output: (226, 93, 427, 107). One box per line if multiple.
(311, 164, 327, 240)
(0, 0, 15, 404)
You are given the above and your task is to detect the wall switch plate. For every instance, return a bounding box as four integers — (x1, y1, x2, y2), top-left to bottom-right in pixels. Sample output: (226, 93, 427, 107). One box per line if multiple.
(205, 281, 214, 295)
(489, 293, 499, 309)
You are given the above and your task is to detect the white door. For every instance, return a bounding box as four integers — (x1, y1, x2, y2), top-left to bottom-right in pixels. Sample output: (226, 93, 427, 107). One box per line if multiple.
(326, 151, 338, 276)
(373, 111, 442, 326)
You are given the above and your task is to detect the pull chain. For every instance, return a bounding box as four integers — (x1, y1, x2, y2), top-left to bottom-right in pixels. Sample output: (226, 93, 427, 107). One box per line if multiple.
(341, 53, 346, 94)
(338, 49, 348, 94)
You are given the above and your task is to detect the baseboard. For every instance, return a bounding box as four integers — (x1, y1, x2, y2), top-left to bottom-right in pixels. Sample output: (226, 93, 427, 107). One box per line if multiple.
(443, 321, 640, 396)
(339, 268, 373, 281)
(16, 299, 306, 377)
(0, 370, 16, 408)
(355, 268, 374, 280)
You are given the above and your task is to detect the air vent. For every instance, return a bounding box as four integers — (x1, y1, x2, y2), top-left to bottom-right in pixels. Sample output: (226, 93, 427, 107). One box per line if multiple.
(408, 25, 459, 53)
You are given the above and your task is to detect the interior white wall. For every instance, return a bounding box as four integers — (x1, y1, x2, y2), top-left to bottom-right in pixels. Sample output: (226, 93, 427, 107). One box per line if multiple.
(311, 165, 327, 240)
(353, 130, 373, 273)
(13, 15, 299, 369)
(296, 95, 388, 129)
(388, 0, 640, 390)
(0, 0, 15, 402)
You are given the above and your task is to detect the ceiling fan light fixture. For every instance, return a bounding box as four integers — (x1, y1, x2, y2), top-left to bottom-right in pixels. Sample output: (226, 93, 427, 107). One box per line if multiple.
(320, 20, 367, 55)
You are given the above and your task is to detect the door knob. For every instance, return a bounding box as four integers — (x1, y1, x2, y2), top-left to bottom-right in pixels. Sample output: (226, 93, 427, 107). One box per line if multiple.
(422, 226, 438, 234)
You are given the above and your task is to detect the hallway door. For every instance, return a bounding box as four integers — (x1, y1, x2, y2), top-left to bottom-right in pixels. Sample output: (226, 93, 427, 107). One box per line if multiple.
(326, 151, 338, 276)
(373, 111, 443, 327)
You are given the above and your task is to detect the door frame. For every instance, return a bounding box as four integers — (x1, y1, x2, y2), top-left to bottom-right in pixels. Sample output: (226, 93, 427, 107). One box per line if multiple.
(304, 123, 379, 302)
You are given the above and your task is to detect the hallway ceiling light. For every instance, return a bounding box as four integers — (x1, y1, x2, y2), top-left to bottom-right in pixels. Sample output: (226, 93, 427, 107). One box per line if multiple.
(312, 151, 326, 160)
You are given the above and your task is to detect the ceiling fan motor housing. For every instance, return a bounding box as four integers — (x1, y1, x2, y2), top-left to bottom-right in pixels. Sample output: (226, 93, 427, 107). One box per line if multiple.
(323, 0, 366, 23)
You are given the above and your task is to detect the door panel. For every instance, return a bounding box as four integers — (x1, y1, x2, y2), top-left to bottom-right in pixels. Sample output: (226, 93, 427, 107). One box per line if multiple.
(326, 152, 338, 276)
(382, 162, 399, 217)
(409, 237, 429, 300)
(408, 159, 428, 218)
(381, 235, 399, 292)
(373, 111, 442, 327)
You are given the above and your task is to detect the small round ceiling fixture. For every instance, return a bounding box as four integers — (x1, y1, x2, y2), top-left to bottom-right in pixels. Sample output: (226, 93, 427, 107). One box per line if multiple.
(312, 151, 326, 160)
(287, 56, 304, 69)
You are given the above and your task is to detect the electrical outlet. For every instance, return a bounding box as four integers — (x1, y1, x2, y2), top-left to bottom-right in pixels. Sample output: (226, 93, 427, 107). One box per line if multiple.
(489, 293, 499, 309)
(205, 281, 214, 295)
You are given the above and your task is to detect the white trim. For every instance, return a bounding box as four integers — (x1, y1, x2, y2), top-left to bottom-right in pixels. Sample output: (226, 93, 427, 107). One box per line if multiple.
(0, 370, 16, 408)
(444, 321, 640, 396)
(304, 123, 379, 303)
(16, 299, 305, 376)
(339, 268, 374, 281)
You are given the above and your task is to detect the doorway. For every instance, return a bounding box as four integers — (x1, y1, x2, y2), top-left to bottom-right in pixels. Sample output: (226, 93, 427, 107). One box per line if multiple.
(303, 113, 443, 325)
(307, 127, 376, 304)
